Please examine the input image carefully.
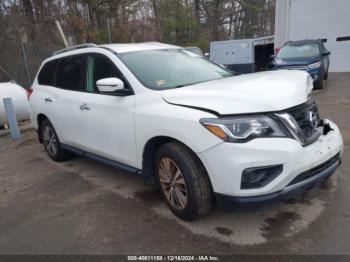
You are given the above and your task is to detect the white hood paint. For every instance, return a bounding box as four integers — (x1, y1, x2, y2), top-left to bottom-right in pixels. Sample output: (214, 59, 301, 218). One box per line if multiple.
(162, 70, 313, 115)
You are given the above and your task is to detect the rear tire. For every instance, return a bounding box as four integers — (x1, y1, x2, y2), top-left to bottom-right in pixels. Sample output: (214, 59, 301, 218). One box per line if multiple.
(155, 142, 213, 220)
(40, 119, 72, 162)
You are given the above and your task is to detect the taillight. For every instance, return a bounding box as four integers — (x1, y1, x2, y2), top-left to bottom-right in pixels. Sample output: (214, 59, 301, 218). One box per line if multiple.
(26, 88, 33, 100)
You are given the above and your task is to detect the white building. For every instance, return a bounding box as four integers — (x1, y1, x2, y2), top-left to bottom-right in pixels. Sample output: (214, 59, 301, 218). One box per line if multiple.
(275, 0, 350, 72)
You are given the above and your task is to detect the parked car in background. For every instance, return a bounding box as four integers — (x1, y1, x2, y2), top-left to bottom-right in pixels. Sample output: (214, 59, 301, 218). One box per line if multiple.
(0, 67, 29, 126)
(29, 42, 343, 220)
(269, 39, 330, 89)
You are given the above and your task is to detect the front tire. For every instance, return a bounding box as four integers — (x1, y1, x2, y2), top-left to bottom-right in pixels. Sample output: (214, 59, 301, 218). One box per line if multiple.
(155, 142, 213, 220)
(324, 71, 328, 80)
(41, 119, 72, 161)
(314, 76, 325, 90)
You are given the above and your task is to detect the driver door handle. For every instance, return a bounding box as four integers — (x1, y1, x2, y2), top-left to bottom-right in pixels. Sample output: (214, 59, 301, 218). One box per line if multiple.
(44, 97, 52, 103)
(79, 103, 90, 111)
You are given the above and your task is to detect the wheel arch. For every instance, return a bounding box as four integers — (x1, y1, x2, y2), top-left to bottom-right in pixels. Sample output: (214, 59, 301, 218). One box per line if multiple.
(141, 136, 212, 191)
(37, 113, 49, 143)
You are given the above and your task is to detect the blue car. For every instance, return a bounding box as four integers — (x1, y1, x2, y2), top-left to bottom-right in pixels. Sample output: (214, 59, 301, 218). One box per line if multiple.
(269, 39, 330, 89)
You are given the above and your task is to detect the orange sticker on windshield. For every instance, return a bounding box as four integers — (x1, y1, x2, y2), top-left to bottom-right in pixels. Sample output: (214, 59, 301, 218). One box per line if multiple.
(156, 80, 167, 86)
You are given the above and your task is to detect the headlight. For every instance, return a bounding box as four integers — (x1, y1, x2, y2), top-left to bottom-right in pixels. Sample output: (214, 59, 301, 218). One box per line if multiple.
(200, 115, 288, 143)
(308, 61, 321, 69)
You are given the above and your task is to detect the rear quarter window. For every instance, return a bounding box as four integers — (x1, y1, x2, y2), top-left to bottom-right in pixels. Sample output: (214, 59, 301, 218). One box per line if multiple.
(38, 60, 58, 86)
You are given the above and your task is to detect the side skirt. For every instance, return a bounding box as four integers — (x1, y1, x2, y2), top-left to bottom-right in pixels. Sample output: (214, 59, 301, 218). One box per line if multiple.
(61, 144, 142, 176)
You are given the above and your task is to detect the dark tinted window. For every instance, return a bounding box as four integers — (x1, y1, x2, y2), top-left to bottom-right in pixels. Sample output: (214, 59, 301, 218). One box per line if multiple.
(38, 60, 58, 86)
(56, 55, 85, 91)
(86, 53, 124, 93)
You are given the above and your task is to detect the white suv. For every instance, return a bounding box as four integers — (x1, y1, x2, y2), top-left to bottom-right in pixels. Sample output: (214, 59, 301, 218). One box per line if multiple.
(29, 42, 343, 220)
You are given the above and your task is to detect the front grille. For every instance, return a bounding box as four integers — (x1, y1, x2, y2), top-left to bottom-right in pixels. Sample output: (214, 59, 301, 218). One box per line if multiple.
(287, 153, 340, 186)
(286, 100, 321, 145)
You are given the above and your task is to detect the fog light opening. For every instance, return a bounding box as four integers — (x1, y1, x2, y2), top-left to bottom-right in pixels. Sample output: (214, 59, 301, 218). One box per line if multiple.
(241, 165, 283, 189)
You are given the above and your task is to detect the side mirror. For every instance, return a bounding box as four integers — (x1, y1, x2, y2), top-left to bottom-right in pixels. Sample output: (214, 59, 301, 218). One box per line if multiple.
(96, 77, 124, 93)
(323, 51, 331, 56)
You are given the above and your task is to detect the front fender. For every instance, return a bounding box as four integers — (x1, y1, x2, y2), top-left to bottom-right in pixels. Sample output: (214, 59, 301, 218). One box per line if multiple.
(134, 100, 222, 168)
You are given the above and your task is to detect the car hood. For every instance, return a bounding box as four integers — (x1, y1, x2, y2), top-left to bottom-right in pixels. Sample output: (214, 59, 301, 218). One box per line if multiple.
(274, 56, 320, 66)
(162, 70, 313, 115)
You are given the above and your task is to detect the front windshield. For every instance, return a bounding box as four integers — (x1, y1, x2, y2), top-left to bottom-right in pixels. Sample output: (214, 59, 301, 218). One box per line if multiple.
(118, 49, 232, 89)
(277, 43, 320, 59)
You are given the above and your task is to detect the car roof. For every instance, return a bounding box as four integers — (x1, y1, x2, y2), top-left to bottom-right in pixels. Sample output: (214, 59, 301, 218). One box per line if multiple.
(285, 39, 323, 46)
(100, 42, 180, 53)
(46, 42, 182, 63)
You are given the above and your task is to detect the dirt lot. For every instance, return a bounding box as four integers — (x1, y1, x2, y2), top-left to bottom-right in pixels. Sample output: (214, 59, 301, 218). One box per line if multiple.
(0, 73, 349, 255)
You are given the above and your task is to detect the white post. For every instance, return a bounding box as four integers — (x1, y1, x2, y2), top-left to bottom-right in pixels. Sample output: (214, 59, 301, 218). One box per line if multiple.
(3, 98, 21, 139)
(55, 20, 69, 48)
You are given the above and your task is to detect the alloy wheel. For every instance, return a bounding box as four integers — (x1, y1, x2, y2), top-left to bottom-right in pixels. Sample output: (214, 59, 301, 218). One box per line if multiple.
(43, 126, 58, 156)
(158, 158, 188, 210)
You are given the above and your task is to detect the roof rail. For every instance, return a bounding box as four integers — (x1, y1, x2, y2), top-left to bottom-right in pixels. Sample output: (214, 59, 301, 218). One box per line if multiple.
(52, 43, 98, 56)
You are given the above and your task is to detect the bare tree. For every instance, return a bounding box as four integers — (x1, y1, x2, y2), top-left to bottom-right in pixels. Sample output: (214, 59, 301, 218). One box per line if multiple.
(0, 0, 275, 86)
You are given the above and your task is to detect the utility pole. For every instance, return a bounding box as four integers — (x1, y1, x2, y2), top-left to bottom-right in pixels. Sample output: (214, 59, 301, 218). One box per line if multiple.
(107, 18, 112, 43)
(21, 33, 31, 87)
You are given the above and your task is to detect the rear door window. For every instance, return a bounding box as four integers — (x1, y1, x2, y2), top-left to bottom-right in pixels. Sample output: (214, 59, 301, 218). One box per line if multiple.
(38, 60, 58, 86)
(56, 55, 85, 91)
(86, 53, 126, 93)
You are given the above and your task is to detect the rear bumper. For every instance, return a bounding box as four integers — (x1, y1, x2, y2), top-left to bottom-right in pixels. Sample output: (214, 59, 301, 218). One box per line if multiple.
(215, 153, 340, 210)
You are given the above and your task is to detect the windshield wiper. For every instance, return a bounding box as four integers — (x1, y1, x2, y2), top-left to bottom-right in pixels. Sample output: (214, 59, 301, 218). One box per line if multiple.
(172, 84, 189, 89)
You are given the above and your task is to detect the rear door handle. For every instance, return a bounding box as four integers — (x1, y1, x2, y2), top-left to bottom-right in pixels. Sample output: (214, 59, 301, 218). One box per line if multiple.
(44, 97, 53, 103)
(79, 103, 90, 110)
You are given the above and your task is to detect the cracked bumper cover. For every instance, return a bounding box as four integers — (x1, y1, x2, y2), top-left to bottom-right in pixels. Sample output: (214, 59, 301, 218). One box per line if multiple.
(215, 154, 340, 210)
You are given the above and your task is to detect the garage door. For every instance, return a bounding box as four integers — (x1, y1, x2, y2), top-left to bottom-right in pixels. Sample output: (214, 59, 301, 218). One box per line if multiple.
(288, 0, 350, 72)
